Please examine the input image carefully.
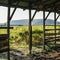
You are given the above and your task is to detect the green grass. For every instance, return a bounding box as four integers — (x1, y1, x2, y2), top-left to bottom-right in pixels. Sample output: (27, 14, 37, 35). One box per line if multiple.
(0, 25, 60, 52)
(9, 26, 43, 48)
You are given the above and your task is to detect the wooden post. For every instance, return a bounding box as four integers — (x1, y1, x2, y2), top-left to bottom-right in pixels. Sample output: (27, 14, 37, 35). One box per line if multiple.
(29, 4, 32, 54)
(7, 0, 10, 60)
(54, 12, 56, 47)
(43, 11, 45, 50)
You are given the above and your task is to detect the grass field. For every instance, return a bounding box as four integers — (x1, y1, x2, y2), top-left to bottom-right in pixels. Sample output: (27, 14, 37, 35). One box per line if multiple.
(0, 25, 60, 60)
(10, 26, 44, 55)
(0, 25, 60, 52)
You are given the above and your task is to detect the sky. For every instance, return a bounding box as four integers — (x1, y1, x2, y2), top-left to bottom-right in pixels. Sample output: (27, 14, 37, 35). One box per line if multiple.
(0, 6, 60, 23)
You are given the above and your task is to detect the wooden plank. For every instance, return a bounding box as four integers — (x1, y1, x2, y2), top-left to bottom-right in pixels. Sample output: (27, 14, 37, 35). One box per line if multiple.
(0, 34, 8, 53)
(0, 39, 7, 42)
(0, 34, 8, 37)
(45, 39, 60, 42)
(45, 33, 60, 36)
(0, 40, 8, 53)
(0, 48, 8, 53)
(0, 42, 8, 48)
(43, 11, 45, 50)
(46, 33, 54, 35)
(45, 25, 54, 26)
(0, 46, 8, 50)
(0, 44, 8, 50)
(45, 40, 55, 42)
(45, 29, 60, 31)
(45, 36, 60, 39)
(0, 34, 8, 40)
(45, 38, 60, 40)
(45, 25, 60, 26)
(29, 7, 32, 54)
(0, 27, 13, 29)
(45, 35, 60, 37)
(0, 39, 8, 42)
(45, 37, 60, 40)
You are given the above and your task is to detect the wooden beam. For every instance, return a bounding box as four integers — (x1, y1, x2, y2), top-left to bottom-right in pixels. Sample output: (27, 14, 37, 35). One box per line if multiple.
(45, 28, 60, 31)
(56, 14, 60, 21)
(43, 11, 45, 50)
(54, 12, 56, 47)
(31, 10, 37, 21)
(0, 34, 8, 40)
(10, 0, 21, 20)
(0, 48, 8, 53)
(7, 0, 10, 60)
(44, 0, 60, 7)
(0, 27, 13, 29)
(29, 4, 32, 55)
(0, 2, 60, 13)
(45, 12, 51, 20)
(45, 33, 60, 36)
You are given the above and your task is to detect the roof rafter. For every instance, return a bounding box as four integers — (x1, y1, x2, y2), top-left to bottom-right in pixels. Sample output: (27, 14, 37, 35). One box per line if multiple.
(0, 0, 60, 13)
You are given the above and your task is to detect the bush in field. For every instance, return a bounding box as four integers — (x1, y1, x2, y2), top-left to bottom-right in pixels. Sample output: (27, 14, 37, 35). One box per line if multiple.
(19, 32, 29, 44)
(32, 29, 43, 34)
(18, 30, 43, 46)
(32, 34, 43, 45)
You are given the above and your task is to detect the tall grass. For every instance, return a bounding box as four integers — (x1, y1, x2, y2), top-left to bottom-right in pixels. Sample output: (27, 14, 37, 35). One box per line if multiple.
(0, 25, 60, 49)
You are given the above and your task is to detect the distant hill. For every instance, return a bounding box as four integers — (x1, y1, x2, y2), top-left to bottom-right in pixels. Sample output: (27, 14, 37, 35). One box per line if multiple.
(10, 19, 60, 26)
(0, 19, 60, 26)
(10, 19, 29, 26)
(32, 19, 60, 25)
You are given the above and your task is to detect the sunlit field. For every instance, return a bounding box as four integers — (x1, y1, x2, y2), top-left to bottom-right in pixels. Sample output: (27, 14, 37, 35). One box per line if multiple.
(0, 25, 60, 50)
(0, 25, 60, 60)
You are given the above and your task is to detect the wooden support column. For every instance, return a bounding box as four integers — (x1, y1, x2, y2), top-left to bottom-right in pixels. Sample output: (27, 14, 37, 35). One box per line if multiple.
(42, 11, 51, 51)
(7, 0, 10, 60)
(54, 12, 56, 46)
(29, 5, 32, 54)
(7, 0, 21, 59)
(43, 11, 45, 50)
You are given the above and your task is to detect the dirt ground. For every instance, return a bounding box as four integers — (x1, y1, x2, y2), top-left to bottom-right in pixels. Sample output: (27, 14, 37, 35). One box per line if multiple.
(36, 50, 60, 60)
(0, 48, 60, 60)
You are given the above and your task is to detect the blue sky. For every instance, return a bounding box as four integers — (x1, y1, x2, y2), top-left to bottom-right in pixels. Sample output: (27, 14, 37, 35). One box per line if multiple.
(0, 6, 60, 23)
